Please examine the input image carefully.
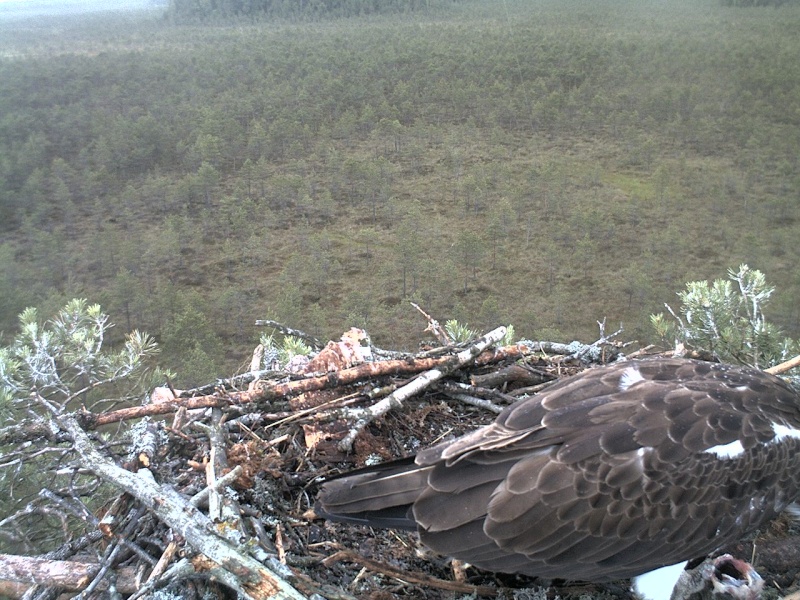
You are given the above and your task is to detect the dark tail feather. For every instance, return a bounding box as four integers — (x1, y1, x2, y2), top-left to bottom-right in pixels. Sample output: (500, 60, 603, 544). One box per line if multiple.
(315, 456, 431, 531)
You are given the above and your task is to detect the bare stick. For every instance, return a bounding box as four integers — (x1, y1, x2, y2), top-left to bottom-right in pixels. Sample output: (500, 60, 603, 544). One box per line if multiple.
(410, 302, 451, 346)
(323, 550, 497, 596)
(765, 354, 800, 375)
(73, 341, 526, 431)
(0, 341, 540, 447)
(337, 326, 506, 452)
(0, 555, 139, 594)
(54, 413, 307, 600)
(255, 320, 323, 349)
(441, 391, 504, 414)
(145, 541, 179, 584)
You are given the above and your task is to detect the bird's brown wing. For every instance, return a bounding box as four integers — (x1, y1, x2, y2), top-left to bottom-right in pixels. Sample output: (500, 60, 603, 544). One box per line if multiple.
(412, 359, 800, 581)
(314, 456, 432, 529)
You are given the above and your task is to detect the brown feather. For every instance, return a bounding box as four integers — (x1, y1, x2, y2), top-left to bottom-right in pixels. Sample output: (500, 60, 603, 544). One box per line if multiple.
(315, 358, 800, 582)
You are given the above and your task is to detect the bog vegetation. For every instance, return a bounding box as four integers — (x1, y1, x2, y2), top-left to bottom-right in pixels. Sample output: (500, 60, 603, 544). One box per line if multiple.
(1, 0, 800, 385)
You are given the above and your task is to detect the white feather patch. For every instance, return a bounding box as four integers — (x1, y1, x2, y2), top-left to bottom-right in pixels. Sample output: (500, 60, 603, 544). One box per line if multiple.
(619, 366, 645, 391)
(772, 423, 800, 441)
(703, 440, 745, 459)
(633, 561, 688, 600)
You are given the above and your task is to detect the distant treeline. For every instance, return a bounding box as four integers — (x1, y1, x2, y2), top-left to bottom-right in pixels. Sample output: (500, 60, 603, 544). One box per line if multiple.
(167, 0, 458, 22)
(721, 0, 799, 5)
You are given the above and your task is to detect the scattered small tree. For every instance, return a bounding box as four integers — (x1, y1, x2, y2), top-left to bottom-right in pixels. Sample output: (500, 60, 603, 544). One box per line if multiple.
(650, 264, 798, 368)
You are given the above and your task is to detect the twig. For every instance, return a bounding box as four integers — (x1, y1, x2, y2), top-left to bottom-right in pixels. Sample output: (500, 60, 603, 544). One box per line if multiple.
(435, 382, 505, 413)
(507, 380, 558, 397)
(520, 337, 621, 364)
(410, 302, 451, 345)
(73, 537, 125, 599)
(178, 368, 278, 398)
(337, 326, 506, 452)
(190, 465, 243, 507)
(255, 320, 324, 349)
(53, 413, 308, 600)
(469, 363, 555, 389)
(1, 342, 543, 447)
(624, 344, 660, 359)
(146, 540, 179, 584)
(127, 557, 195, 600)
(75, 340, 528, 432)
(441, 391, 504, 414)
(275, 523, 286, 565)
(322, 549, 497, 596)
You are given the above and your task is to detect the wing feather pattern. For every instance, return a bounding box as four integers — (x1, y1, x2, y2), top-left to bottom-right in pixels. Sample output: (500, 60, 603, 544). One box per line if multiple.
(316, 358, 800, 582)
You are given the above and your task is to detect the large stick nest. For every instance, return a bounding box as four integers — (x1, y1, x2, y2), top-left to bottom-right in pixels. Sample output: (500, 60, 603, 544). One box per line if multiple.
(1, 323, 798, 600)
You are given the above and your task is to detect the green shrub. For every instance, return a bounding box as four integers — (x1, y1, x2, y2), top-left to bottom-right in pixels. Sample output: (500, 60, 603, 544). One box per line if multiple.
(651, 265, 798, 368)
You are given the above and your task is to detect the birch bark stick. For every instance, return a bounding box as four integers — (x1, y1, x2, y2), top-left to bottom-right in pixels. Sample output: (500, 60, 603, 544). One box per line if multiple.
(337, 326, 507, 452)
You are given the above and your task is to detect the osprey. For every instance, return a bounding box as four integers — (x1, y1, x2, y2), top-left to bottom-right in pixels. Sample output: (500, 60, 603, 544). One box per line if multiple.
(316, 358, 800, 597)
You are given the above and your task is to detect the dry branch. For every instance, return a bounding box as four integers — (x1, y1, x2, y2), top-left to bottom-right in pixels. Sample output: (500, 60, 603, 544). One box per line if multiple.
(337, 326, 507, 451)
(255, 319, 324, 349)
(410, 301, 450, 345)
(0, 555, 139, 595)
(73, 337, 533, 431)
(53, 412, 307, 600)
(323, 550, 497, 596)
(765, 353, 800, 375)
(470, 363, 555, 389)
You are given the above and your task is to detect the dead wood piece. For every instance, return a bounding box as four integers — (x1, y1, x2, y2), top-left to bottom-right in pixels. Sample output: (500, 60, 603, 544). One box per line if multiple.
(470, 364, 556, 389)
(0, 419, 68, 447)
(522, 339, 621, 363)
(508, 380, 558, 397)
(191, 465, 243, 508)
(624, 344, 660, 359)
(337, 326, 507, 452)
(301, 328, 372, 374)
(250, 344, 265, 374)
(83, 335, 528, 431)
(196, 408, 235, 523)
(436, 381, 508, 413)
(127, 557, 196, 600)
(0, 554, 139, 594)
(441, 391, 503, 414)
(410, 302, 451, 346)
(129, 418, 163, 468)
(42, 530, 106, 562)
(98, 494, 132, 539)
(54, 413, 307, 600)
(323, 549, 497, 596)
(765, 353, 800, 375)
(472, 343, 533, 366)
(146, 540, 179, 584)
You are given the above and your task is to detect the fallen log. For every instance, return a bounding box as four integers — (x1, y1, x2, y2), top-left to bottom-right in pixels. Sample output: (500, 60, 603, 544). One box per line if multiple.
(0, 554, 138, 595)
